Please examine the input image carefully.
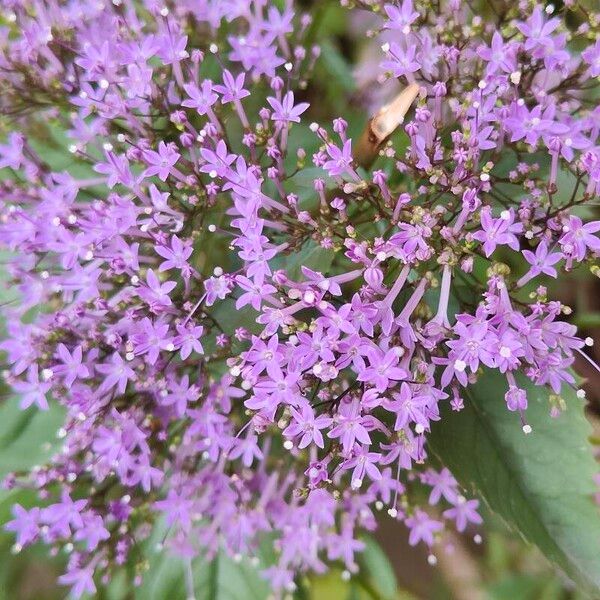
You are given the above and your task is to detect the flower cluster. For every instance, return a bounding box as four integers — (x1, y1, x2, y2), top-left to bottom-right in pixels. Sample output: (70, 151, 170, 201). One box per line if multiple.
(0, 0, 599, 596)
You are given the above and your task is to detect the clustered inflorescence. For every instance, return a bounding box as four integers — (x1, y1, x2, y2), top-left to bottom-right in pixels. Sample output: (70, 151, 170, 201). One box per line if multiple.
(0, 0, 599, 597)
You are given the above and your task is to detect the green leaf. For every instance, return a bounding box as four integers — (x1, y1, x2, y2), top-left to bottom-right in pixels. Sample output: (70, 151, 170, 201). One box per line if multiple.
(0, 397, 65, 480)
(356, 535, 398, 600)
(136, 548, 271, 600)
(428, 369, 600, 597)
(272, 240, 335, 281)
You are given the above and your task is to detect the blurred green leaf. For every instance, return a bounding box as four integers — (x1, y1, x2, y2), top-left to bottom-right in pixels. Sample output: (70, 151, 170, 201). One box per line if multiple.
(356, 535, 398, 600)
(0, 397, 65, 481)
(318, 40, 356, 94)
(136, 546, 272, 600)
(429, 369, 600, 597)
(272, 239, 335, 281)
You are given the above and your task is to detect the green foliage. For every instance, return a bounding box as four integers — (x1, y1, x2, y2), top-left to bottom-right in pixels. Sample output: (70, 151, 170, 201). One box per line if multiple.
(0, 397, 65, 480)
(428, 369, 600, 597)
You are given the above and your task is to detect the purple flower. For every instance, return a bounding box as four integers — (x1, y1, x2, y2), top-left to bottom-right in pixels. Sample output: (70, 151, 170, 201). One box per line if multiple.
(54, 344, 89, 387)
(559, 216, 600, 261)
(235, 274, 277, 311)
(328, 400, 372, 454)
(139, 268, 176, 310)
(96, 353, 135, 395)
(173, 322, 204, 360)
(384, 1, 419, 34)
(582, 39, 600, 77)
(518, 241, 562, 286)
(182, 80, 218, 114)
(267, 91, 309, 123)
(505, 386, 527, 412)
(229, 431, 264, 467)
(343, 445, 382, 489)
(516, 7, 560, 52)
(154, 489, 194, 531)
(199, 140, 236, 178)
(0, 133, 24, 169)
(358, 348, 408, 393)
(283, 403, 332, 449)
(144, 141, 180, 181)
(322, 140, 354, 178)
(155, 235, 193, 273)
(214, 70, 250, 104)
(58, 564, 96, 599)
(5, 504, 41, 547)
(405, 510, 443, 547)
(94, 151, 135, 189)
(389, 382, 430, 431)
(443, 497, 482, 532)
(426, 468, 458, 505)
(381, 42, 420, 78)
(477, 32, 516, 74)
(130, 318, 173, 365)
(472, 207, 522, 257)
(12, 364, 50, 410)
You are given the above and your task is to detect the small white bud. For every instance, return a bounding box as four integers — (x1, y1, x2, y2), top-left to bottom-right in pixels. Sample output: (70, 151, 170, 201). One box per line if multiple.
(522, 424, 532, 434)
(576, 389, 586, 399)
(209, 43, 218, 54)
(387, 507, 398, 518)
(427, 554, 437, 566)
(283, 440, 293, 450)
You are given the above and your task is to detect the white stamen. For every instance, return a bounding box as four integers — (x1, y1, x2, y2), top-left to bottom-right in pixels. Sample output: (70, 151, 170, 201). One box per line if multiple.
(454, 359, 467, 372)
